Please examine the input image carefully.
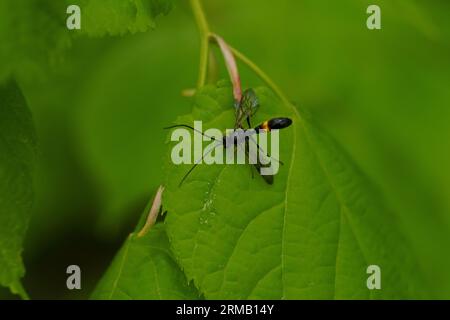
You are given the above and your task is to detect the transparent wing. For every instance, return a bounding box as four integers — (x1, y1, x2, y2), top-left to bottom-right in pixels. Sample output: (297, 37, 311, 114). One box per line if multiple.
(235, 88, 259, 128)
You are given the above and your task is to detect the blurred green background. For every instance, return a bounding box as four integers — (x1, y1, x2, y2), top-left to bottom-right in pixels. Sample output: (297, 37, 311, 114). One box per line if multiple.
(1, 0, 449, 299)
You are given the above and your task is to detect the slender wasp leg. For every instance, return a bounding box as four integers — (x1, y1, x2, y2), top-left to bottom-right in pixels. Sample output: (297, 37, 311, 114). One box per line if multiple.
(178, 140, 223, 187)
(165, 124, 223, 186)
(243, 139, 274, 185)
(238, 142, 255, 179)
(246, 117, 252, 129)
(247, 135, 284, 165)
(179, 163, 200, 187)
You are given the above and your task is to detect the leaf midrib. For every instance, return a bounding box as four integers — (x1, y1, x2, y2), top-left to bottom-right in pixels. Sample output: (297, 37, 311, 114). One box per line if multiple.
(295, 109, 371, 299)
(280, 114, 297, 299)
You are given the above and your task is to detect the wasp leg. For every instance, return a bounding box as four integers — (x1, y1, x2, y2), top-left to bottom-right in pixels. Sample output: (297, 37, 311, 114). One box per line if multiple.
(246, 116, 252, 129)
(250, 164, 255, 179)
(247, 135, 284, 165)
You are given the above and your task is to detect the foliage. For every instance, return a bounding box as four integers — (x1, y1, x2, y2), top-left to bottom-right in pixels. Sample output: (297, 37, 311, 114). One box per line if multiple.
(70, 0, 173, 36)
(0, 0, 449, 299)
(0, 0, 173, 83)
(163, 81, 423, 299)
(0, 80, 37, 298)
(92, 220, 199, 299)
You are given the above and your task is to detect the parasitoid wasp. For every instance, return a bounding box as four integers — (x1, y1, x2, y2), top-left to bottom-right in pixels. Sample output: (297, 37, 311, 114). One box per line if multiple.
(165, 88, 292, 186)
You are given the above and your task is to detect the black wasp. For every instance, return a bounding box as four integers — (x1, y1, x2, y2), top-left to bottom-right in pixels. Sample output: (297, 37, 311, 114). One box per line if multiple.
(165, 89, 292, 186)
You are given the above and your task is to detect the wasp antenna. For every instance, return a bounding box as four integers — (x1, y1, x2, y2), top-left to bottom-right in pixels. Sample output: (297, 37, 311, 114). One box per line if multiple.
(164, 124, 218, 142)
(163, 124, 193, 130)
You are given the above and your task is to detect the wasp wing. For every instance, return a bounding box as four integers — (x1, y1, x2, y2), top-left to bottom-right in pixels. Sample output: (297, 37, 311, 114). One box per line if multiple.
(235, 88, 260, 128)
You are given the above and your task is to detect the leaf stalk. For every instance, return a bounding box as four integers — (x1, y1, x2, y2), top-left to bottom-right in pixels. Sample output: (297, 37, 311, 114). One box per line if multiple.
(190, 0, 210, 88)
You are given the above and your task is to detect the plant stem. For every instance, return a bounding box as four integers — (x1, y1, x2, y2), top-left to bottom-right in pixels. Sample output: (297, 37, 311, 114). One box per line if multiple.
(190, 0, 210, 88)
(207, 50, 219, 84)
(190, 0, 295, 115)
(227, 46, 291, 107)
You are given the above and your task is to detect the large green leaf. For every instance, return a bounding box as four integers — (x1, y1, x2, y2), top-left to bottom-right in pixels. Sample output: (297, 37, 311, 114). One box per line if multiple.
(210, 0, 450, 296)
(92, 200, 200, 299)
(163, 81, 426, 299)
(0, 80, 37, 298)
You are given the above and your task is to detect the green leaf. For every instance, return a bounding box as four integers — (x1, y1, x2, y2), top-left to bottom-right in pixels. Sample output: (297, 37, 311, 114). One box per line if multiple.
(163, 81, 426, 299)
(0, 80, 37, 298)
(0, 1, 70, 82)
(72, 0, 174, 36)
(0, 0, 174, 82)
(91, 203, 200, 299)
